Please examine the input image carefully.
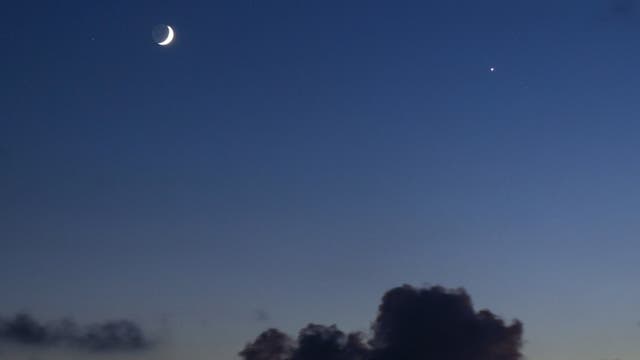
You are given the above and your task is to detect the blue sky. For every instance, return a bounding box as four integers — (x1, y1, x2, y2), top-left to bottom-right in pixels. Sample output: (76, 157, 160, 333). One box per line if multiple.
(2, 1, 640, 359)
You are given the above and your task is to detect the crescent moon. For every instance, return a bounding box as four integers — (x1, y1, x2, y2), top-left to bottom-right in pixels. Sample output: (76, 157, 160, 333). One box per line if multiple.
(158, 26, 174, 46)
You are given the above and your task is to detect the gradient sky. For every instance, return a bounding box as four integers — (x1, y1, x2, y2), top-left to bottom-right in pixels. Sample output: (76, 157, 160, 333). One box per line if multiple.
(3, 1, 640, 359)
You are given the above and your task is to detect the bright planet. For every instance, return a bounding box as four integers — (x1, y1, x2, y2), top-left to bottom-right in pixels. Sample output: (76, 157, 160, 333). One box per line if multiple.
(152, 24, 174, 46)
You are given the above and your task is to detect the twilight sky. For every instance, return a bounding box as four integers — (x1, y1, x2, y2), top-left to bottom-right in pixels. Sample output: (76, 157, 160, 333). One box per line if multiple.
(2, 1, 640, 359)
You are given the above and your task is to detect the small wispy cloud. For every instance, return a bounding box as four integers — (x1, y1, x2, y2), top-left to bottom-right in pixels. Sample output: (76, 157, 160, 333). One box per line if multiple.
(0, 313, 154, 353)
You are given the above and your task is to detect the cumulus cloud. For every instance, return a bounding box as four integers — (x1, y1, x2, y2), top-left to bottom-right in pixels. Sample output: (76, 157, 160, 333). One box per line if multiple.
(240, 329, 294, 360)
(240, 285, 523, 360)
(0, 313, 152, 352)
(369, 285, 523, 360)
(292, 324, 369, 360)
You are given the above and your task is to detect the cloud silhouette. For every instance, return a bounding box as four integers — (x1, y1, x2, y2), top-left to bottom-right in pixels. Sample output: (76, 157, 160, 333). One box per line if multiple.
(0, 313, 153, 352)
(240, 329, 294, 360)
(369, 285, 523, 360)
(292, 324, 369, 360)
(240, 285, 523, 360)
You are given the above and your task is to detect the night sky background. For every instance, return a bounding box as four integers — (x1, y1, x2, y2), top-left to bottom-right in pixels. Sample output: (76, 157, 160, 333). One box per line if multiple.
(3, 1, 640, 359)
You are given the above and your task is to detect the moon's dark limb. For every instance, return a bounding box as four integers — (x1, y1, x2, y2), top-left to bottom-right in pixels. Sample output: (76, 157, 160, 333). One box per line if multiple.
(152, 24, 170, 44)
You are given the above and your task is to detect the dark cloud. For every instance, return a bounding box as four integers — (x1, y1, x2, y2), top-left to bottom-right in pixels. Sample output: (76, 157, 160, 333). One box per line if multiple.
(76, 320, 150, 351)
(240, 285, 523, 360)
(0, 313, 153, 352)
(240, 325, 368, 360)
(369, 285, 523, 360)
(292, 324, 368, 360)
(240, 329, 294, 360)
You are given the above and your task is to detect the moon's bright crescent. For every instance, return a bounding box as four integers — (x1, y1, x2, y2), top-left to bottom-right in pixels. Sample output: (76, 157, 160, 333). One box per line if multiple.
(158, 26, 174, 46)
